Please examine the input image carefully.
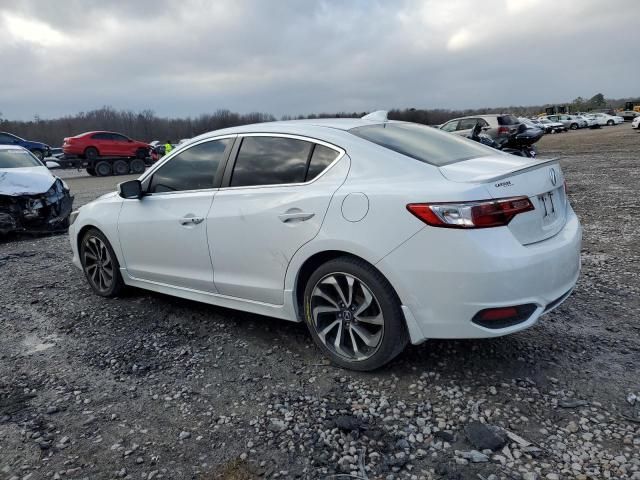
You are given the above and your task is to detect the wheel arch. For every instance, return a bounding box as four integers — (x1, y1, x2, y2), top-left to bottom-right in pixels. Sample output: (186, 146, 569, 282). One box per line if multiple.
(76, 223, 125, 270)
(293, 249, 404, 320)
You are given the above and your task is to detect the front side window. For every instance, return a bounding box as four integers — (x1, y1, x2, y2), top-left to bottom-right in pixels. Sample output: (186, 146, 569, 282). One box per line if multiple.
(350, 122, 493, 167)
(149, 139, 231, 193)
(441, 121, 458, 132)
(0, 149, 42, 168)
(231, 137, 313, 187)
(458, 118, 480, 130)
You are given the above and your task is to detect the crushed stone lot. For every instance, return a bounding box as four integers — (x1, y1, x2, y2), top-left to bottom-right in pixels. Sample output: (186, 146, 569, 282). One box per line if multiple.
(1, 126, 639, 480)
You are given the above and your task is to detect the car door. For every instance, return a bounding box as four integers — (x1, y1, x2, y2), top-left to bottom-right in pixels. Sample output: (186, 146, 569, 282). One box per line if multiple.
(208, 134, 348, 305)
(117, 137, 234, 292)
(90, 133, 111, 156)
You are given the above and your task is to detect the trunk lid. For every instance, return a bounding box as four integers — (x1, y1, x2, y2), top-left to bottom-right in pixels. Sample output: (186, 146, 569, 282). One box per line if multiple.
(440, 155, 567, 245)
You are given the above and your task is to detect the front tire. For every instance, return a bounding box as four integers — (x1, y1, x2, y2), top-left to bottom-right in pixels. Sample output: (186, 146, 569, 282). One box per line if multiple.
(80, 228, 125, 297)
(607, 120, 614, 126)
(129, 158, 146, 174)
(303, 257, 408, 371)
(569, 123, 578, 130)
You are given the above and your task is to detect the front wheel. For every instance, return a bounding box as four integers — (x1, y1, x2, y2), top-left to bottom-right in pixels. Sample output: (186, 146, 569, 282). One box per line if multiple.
(569, 123, 578, 130)
(607, 120, 614, 126)
(303, 257, 408, 371)
(80, 228, 125, 297)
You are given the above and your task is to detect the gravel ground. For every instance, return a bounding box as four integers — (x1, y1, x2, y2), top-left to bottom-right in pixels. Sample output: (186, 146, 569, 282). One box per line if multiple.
(1, 125, 639, 480)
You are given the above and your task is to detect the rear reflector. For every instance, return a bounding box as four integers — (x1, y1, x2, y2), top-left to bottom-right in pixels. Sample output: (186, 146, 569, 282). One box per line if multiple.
(407, 196, 534, 229)
(472, 304, 537, 329)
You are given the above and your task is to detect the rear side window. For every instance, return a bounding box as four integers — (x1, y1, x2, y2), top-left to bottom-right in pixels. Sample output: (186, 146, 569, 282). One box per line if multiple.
(306, 144, 339, 181)
(91, 133, 112, 140)
(231, 137, 312, 187)
(149, 138, 231, 193)
(458, 118, 481, 130)
(350, 123, 493, 167)
(498, 115, 519, 125)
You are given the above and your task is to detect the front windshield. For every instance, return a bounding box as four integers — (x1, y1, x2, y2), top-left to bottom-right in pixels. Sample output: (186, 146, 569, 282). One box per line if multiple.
(0, 149, 43, 168)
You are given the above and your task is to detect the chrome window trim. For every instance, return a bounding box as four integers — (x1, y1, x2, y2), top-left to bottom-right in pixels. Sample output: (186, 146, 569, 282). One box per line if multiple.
(221, 132, 346, 191)
(138, 134, 237, 196)
(138, 134, 238, 183)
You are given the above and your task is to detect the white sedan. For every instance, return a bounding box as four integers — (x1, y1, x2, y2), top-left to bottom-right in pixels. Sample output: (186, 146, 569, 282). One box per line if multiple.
(69, 113, 582, 370)
(632, 116, 640, 129)
(588, 113, 624, 126)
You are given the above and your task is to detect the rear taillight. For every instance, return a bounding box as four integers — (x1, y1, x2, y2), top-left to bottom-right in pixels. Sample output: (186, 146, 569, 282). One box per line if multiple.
(407, 196, 534, 229)
(497, 126, 510, 135)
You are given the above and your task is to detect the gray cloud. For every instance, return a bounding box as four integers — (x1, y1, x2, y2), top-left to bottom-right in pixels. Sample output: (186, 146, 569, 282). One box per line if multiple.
(0, 0, 638, 120)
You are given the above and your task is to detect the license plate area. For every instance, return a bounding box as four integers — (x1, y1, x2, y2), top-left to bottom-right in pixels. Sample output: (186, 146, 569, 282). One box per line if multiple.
(537, 190, 558, 225)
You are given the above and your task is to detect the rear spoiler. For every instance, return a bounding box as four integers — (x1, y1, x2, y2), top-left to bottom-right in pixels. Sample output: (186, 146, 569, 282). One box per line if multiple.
(439, 156, 560, 184)
(484, 157, 560, 183)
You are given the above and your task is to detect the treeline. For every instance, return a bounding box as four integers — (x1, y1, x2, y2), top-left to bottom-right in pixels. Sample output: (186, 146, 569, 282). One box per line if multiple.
(0, 93, 634, 146)
(0, 107, 276, 147)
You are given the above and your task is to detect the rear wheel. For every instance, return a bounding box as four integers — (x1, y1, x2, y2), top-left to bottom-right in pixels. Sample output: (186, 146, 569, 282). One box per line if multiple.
(129, 158, 146, 174)
(607, 119, 614, 126)
(113, 159, 130, 175)
(569, 123, 578, 130)
(303, 257, 408, 371)
(84, 147, 99, 159)
(30, 149, 44, 161)
(80, 228, 125, 297)
(95, 161, 112, 177)
(135, 148, 148, 160)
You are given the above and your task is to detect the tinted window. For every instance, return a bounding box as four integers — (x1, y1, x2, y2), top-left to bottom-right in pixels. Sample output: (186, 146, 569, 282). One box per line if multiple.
(350, 123, 493, 167)
(441, 121, 458, 132)
(458, 118, 480, 130)
(306, 144, 339, 181)
(231, 137, 312, 187)
(112, 134, 129, 141)
(0, 133, 19, 143)
(149, 139, 230, 193)
(498, 115, 519, 125)
(0, 149, 42, 168)
(91, 133, 112, 140)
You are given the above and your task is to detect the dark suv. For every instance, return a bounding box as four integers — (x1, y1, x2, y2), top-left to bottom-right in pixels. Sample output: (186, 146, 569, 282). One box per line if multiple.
(0, 132, 52, 161)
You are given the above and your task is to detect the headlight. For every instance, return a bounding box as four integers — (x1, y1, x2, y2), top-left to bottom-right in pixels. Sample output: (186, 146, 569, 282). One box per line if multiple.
(69, 210, 80, 226)
(57, 178, 69, 190)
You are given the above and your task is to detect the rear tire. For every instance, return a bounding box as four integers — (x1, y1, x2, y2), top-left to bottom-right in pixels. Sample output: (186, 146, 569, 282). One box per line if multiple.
(113, 159, 130, 175)
(95, 161, 112, 177)
(135, 148, 148, 160)
(569, 123, 578, 130)
(85, 147, 99, 159)
(303, 257, 409, 371)
(31, 149, 44, 161)
(129, 158, 146, 174)
(80, 228, 125, 297)
(607, 119, 614, 126)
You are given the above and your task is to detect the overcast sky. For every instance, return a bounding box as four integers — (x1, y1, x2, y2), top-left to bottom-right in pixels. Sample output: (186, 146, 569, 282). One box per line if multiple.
(0, 0, 638, 120)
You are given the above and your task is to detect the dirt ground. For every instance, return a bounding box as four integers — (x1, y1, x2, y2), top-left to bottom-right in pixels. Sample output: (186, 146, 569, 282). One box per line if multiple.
(0, 125, 638, 480)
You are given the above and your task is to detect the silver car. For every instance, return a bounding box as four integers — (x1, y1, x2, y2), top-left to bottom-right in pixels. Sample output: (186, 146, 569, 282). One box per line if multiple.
(541, 114, 584, 130)
(439, 114, 521, 142)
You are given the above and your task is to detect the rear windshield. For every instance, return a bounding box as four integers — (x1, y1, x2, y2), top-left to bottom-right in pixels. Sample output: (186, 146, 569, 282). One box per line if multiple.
(0, 149, 42, 168)
(498, 115, 519, 125)
(349, 123, 493, 166)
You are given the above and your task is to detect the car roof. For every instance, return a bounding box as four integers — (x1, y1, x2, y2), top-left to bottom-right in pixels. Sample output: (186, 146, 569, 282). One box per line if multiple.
(0, 144, 27, 151)
(188, 118, 403, 143)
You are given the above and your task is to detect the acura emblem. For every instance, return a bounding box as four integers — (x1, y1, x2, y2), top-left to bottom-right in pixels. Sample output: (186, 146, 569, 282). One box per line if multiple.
(549, 168, 557, 186)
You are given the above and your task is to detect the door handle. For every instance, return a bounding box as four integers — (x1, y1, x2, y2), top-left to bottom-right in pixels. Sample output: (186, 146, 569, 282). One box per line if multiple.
(179, 216, 204, 225)
(278, 212, 315, 223)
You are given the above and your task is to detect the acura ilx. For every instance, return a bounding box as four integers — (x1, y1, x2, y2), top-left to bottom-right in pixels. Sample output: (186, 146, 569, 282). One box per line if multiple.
(69, 112, 581, 370)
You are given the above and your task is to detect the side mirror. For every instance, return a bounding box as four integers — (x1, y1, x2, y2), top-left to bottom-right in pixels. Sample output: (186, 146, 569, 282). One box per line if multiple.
(45, 160, 61, 169)
(118, 179, 143, 199)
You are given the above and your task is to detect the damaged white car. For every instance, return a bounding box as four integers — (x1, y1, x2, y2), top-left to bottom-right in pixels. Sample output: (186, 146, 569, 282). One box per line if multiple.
(0, 145, 73, 235)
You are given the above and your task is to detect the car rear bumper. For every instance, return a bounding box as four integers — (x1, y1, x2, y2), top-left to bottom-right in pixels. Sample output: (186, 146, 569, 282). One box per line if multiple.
(376, 206, 582, 343)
